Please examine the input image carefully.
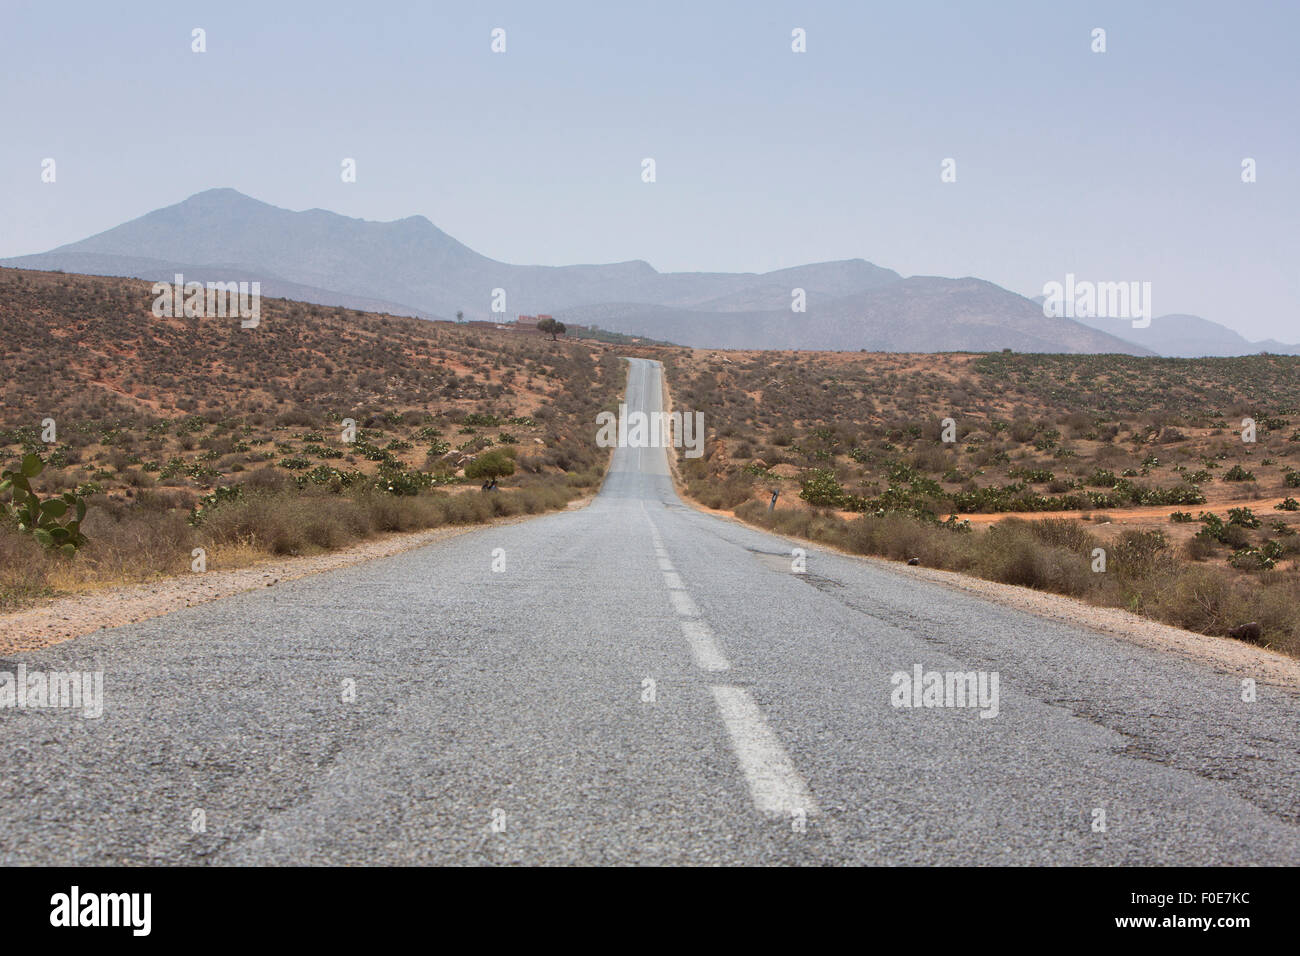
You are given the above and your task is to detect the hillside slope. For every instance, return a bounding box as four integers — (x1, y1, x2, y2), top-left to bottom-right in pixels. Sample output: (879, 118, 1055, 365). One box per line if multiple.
(0, 266, 623, 608)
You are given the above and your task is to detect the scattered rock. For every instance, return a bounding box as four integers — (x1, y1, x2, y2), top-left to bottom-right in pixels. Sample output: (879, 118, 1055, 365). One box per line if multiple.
(1227, 621, 1262, 643)
(707, 438, 728, 475)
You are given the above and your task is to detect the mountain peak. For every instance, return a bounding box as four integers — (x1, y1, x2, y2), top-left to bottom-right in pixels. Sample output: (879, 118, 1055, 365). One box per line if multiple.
(179, 187, 267, 207)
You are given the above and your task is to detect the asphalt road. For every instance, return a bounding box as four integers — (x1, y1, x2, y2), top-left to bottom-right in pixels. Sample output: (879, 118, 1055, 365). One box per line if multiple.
(2, 358, 1297, 865)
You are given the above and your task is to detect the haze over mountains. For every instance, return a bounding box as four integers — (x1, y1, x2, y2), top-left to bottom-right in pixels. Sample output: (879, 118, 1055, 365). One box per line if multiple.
(5, 188, 1288, 356)
(1070, 312, 1300, 358)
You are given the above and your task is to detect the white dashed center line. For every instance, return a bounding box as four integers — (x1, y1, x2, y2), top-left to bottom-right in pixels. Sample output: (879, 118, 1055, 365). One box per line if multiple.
(710, 685, 818, 817)
(667, 589, 699, 618)
(647, 517, 816, 819)
(680, 620, 730, 671)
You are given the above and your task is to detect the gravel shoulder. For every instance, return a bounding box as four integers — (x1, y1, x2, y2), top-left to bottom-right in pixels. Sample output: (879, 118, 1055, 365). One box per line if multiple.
(693, 502, 1300, 692)
(0, 498, 591, 654)
(874, 552, 1300, 690)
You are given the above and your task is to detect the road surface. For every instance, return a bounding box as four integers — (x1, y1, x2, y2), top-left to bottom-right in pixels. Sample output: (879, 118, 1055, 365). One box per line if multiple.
(2, 358, 1297, 864)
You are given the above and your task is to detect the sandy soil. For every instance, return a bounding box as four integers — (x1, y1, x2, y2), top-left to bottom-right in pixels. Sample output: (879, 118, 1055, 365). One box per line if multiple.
(922, 497, 1296, 526)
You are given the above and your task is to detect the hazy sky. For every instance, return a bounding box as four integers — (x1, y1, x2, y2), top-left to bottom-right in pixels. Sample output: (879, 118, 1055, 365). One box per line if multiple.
(3, 0, 1297, 340)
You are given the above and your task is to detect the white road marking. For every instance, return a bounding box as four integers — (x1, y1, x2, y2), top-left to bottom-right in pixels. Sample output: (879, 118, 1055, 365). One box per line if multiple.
(668, 589, 699, 617)
(710, 686, 817, 817)
(680, 620, 730, 671)
(633, 360, 817, 825)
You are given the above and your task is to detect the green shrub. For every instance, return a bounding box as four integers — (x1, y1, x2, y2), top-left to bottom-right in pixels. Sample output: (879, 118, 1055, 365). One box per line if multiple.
(1009, 467, 1055, 483)
(465, 450, 517, 480)
(1229, 547, 1275, 571)
(1227, 507, 1261, 528)
(0, 453, 89, 555)
(799, 469, 846, 508)
(1196, 512, 1227, 542)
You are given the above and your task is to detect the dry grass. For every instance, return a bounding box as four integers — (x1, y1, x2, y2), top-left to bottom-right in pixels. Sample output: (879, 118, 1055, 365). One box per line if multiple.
(735, 502, 1300, 656)
(2, 481, 576, 607)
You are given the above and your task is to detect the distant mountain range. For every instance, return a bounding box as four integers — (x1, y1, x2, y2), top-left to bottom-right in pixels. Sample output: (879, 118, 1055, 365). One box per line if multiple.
(4, 188, 1291, 356)
(1070, 312, 1300, 358)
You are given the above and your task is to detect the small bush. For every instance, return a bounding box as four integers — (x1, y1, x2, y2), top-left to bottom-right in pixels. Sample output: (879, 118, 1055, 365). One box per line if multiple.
(465, 451, 516, 481)
(1227, 507, 1262, 528)
(799, 469, 846, 508)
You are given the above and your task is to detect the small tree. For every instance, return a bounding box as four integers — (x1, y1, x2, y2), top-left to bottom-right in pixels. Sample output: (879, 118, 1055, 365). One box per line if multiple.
(455, 310, 464, 323)
(465, 450, 516, 481)
(536, 317, 567, 341)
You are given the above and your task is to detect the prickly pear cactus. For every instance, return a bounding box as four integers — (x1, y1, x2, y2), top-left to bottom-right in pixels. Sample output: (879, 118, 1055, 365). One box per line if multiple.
(0, 453, 89, 556)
